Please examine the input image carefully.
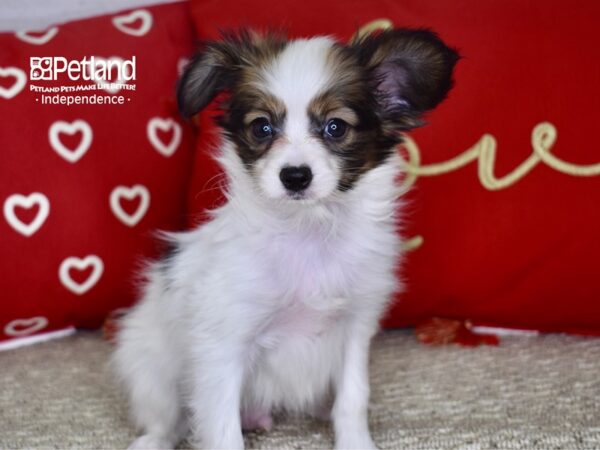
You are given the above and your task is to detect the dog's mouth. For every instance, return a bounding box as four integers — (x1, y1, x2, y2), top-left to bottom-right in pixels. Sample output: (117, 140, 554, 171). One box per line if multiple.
(286, 190, 308, 201)
(278, 188, 327, 206)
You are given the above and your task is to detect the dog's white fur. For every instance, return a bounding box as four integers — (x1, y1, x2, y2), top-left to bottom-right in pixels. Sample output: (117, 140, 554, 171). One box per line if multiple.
(256, 38, 342, 202)
(113, 37, 404, 450)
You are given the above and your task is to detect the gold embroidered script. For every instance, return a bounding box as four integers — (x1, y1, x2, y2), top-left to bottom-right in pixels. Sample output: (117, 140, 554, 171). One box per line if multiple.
(353, 20, 600, 251)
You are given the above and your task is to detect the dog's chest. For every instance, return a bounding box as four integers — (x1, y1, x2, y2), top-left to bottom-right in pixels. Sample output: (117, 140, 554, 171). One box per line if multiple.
(262, 227, 359, 299)
(250, 229, 360, 336)
(239, 209, 398, 344)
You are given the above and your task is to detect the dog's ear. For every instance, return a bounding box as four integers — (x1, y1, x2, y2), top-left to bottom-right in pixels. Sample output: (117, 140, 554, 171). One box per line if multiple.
(351, 28, 459, 129)
(177, 40, 239, 118)
(177, 30, 287, 119)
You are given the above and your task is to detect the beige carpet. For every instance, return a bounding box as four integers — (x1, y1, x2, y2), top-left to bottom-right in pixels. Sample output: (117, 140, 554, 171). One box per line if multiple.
(1, 330, 599, 449)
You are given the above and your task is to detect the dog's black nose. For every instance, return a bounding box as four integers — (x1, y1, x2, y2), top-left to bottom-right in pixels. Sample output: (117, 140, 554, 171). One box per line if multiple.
(279, 166, 313, 192)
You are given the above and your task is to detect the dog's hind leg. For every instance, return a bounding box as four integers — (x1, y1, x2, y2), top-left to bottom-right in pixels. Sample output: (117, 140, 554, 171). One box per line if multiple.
(112, 275, 186, 449)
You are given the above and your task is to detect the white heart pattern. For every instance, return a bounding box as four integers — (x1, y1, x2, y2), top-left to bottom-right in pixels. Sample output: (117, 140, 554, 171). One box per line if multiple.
(0, 67, 27, 100)
(110, 184, 150, 227)
(3, 192, 50, 237)
(88, 56, 130, 94)
(49, 119, 93, 163)
(4, 317, 49, 337)
(15, 27, 59, 45)
(59, 255, 104, 296)
(112, 10, 153, 37)
(147, 117, 182, 157)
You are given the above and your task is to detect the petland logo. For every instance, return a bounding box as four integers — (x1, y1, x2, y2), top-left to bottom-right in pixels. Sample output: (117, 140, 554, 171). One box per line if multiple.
(29, 56, 137, 105)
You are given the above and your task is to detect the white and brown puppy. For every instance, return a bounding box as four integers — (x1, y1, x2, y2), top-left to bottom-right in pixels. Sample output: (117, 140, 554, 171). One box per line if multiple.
(113, 29, 458, 449)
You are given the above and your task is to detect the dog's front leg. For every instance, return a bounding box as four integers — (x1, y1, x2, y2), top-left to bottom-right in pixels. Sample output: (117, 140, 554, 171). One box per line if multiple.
(332, 322, 378, 450)
(188, 344, 245, 449)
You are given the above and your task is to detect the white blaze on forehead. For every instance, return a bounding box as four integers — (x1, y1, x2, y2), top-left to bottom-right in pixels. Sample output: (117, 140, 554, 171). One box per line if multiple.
(262, 37, 336, 118)
(254, 37, 342, 202)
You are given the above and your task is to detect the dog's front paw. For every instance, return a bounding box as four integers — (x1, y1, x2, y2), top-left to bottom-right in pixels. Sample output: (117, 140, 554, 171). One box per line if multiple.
(334, 433, 378, 450)
(128, 434, 173, 450)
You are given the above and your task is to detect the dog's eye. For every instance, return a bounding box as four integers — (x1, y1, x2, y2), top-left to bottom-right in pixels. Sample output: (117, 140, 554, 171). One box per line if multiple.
(324, 118, 348, 139)
(251, 118, 273, 140)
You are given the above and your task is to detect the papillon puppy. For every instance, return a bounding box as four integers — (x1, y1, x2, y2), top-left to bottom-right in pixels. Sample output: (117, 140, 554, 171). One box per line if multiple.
(113, 28, 458, 450)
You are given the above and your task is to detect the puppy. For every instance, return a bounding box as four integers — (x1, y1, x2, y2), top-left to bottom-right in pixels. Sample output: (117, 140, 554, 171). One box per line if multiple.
(113, 28, 458, 450)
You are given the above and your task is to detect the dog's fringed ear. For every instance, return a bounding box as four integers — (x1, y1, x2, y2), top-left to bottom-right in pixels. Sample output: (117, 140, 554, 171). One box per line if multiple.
(177, 30, 288, 119)
(352, 28, 460, 129)
(177, 41, 239, 119)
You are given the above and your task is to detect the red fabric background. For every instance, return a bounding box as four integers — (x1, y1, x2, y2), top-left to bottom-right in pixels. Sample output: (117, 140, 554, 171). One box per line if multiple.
(0, 3, 196, 343)
(187, 0, 600, 334)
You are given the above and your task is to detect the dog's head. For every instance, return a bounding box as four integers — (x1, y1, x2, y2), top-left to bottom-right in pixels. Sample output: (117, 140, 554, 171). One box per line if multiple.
(178, 29, 458, 203)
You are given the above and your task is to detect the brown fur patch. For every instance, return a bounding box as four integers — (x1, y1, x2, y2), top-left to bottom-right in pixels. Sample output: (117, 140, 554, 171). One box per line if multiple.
(196, 31, 289, 167)
(307, 45, 400, 190)
(222, 89, 287, 167)
(302, 29, 458, 190)
(178, 29, 288, 119)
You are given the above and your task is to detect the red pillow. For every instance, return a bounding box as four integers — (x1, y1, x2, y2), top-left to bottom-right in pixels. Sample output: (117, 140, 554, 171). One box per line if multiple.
(187, 0, 600, 335)
(0, 3, 195, 348)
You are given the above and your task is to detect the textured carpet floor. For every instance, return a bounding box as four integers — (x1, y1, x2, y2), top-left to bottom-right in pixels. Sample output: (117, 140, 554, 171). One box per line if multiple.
(1, 330, 599, 449)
